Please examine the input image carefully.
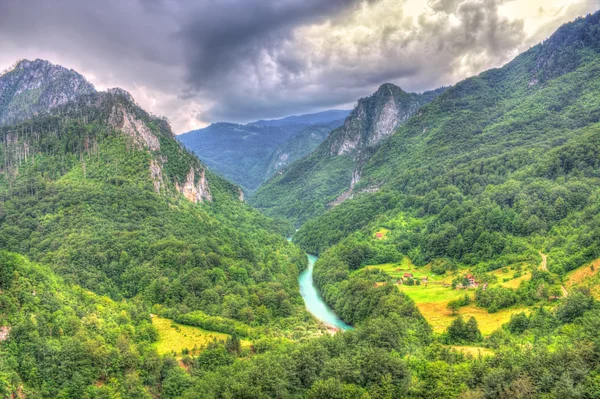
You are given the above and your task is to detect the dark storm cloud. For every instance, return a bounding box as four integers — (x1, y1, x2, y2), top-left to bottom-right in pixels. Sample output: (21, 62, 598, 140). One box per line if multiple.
(184, 0, 528, 122)
(0, 0, 598, 131)
(177, 0, 368, 88)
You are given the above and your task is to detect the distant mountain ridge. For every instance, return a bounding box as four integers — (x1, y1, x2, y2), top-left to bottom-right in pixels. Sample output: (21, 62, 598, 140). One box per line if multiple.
(178, 110, 350, 191)
(250, 110, 351, 127)
(0, 59, 96, 125)
(251, 83, 446, 226)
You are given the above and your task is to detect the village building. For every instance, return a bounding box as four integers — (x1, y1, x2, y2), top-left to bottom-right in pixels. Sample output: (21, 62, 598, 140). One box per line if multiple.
(466, 274, 476, 286)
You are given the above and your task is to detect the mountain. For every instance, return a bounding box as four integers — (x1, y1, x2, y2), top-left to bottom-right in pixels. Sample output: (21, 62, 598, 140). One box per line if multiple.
(0, 62, 317, 331)
(0, 60, 327, 397)
(177, 111, 349, 191)
(0, 59, 96, 126)
(294, 11, 600, 267)
(260, 123, 334, 177)
(251, 83, 446, 226)
(4, 11, 600, 399)
(250, 109, 351, 127)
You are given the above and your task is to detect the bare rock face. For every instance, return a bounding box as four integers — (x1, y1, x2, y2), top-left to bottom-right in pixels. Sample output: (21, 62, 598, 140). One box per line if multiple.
(108, 103, 161, 151)
(149, 159, 164, 193)
(0, 59, 96, 125)
(177, 167, 212, 203)
(0, 325, 10, 341)
(329, 83, 437, 156)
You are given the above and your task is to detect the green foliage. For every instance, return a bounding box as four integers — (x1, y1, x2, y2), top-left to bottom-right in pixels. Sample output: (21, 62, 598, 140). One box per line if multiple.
(5, 13, 600, 399)
(0, 90, 307, 332)
(475, 287, 519, 312)
(0, 251, 158, 398)
(556, 289, 596, 323)
(445, 316, 482, 344)
(251, 85, 445, 227)
(290, 13, 600, 276)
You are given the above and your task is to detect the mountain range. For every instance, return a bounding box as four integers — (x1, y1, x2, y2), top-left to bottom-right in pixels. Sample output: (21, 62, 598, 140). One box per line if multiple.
(251, 83, 446, 225)
(178, 110, 350, 191)
(3, 10, 600, 399)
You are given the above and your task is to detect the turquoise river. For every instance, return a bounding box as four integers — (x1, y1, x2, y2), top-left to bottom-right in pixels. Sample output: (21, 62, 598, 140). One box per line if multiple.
(298, 254, 353, 331)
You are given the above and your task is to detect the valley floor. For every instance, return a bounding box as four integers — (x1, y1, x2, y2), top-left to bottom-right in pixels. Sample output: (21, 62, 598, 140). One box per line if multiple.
(361, 257, 543, 335)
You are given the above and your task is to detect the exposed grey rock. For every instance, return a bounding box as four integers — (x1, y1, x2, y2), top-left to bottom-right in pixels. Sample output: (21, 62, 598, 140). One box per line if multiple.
(0, 59, 96, 125)
(328, 83, 441, 157)
(177, 167, 212, 203)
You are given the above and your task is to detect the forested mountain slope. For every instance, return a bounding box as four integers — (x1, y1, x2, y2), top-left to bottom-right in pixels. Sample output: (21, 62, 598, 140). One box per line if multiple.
(178, 111, 349, 191)
(0, 79, 311, 335)
(0, 251, 161, 398)
(0, 59, 96, 126)
(5, 10, 600, 399)
(251, 84, 445, 226)
(294, 11, 600, 274)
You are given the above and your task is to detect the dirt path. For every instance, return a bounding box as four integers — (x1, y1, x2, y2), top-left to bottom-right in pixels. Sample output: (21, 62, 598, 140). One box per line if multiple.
(541, 252, 568, 297)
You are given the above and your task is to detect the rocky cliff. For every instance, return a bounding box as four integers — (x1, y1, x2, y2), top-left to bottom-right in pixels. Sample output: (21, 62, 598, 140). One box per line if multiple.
(328, 83, 443, 156)
(0, 59, 96, 125)
(251, 83, 445, 226)
(0, 62, 223, 205)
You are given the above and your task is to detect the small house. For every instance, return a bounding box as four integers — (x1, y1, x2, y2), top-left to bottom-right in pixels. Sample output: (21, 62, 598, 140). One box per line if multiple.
(404, 273, 413, 279)
(375, 232, 384, 239)
(466, 274, 477, 286)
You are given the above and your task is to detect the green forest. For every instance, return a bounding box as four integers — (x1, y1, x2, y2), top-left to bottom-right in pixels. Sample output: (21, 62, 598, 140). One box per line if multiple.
(3, 9, 600, 399)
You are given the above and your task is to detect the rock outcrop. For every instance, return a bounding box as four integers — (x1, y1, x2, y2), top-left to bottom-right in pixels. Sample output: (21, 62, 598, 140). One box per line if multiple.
(176, 167, 212, 203)
(0, 59, 96, 125)
(108, 102, 161, 151)
(328, 83, 441, 157)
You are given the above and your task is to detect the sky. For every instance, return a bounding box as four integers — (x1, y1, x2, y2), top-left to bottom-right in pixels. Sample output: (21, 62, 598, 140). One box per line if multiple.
(0, 0, 599, 134)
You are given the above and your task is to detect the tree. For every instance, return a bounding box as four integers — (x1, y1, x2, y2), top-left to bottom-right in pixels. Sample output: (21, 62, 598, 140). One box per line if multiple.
(556, 290, 595, 324)
(446, 316, 482, 343)
(225, 333, 242, 355)
(447, 300, 461, 315)
(507, 312, 529, 334)
(465, 317, 482, 342)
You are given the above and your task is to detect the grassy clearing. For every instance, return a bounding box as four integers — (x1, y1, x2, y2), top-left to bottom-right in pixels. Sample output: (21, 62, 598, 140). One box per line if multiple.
(490, 266, 532, 289)
(152, 316, 231, 356)
(362, 258, 535, 335)
(566, 259, 600, 298)
(414, 300, 528, 335)
(397, 284, 468, 303)
(450, 345, 494, 357)
(363, 257, 452, 283)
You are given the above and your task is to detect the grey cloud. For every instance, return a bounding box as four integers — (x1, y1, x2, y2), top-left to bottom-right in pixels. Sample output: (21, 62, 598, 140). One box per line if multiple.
(188, 0, 528, 123)
(178, 0, 367, 86)
(0, 0, 597, 131)
(428, 0, 465, 13)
